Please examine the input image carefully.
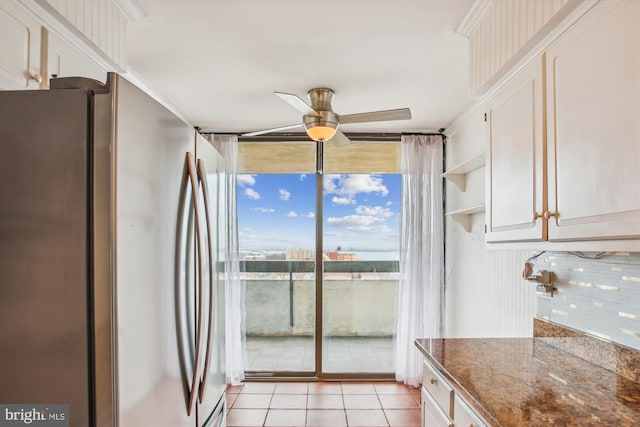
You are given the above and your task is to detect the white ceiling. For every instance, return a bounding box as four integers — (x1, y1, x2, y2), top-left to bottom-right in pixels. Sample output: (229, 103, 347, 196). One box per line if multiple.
(126, 0, 473, 135)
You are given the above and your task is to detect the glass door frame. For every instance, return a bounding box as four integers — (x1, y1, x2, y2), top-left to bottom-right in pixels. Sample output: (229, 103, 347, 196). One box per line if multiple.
(241, 133, 400, 381)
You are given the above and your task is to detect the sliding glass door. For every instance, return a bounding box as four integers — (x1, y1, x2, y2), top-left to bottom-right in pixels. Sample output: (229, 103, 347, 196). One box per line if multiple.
(237, 138, 400, 378)
(321, 141, 401, 375)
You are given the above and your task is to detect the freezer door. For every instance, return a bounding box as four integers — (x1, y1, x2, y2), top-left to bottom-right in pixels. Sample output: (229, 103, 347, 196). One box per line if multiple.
(0, 89, 92, 427)
(195, 135, 227, 426)
(111, 76, 194, 427)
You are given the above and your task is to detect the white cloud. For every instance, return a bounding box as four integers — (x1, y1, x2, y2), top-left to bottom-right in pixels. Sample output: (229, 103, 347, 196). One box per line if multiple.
(332, 196, 355, 205)
(326, 214, 392, 233)
(244, 188, 260, 200)
(386, 201, 393, 206)
(251, 207, 275, 213)
(278, 188, 291, 201)
(327, 215, 380, 227)
(323, 174, 341, 194)
(300, 174, 307, 181)
(323, 174, 388, 197)
(237, 174, 256, 186)
(326, 205, 395, 233)
(287, 211, 315, 218)
(356, 205, 394, 218)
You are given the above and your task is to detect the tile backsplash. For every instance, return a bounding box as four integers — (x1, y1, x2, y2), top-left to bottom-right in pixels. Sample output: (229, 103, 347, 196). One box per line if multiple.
(533, 252, 640, 350)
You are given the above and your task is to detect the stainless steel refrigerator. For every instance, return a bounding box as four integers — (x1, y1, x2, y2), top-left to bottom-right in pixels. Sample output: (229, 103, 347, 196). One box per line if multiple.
(0, 73, 226, 427)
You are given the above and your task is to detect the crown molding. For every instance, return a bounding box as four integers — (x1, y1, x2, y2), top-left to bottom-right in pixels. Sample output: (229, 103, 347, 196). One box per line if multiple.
(112, 0, 147, 21)
(455, 0, 494, 38)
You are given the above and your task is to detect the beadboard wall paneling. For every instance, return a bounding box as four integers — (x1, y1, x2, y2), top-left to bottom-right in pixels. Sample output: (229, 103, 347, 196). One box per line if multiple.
(44, 0, 126, 68)
(468, 0, 576, 96)
(444, 212, 535, 338)
(533, 252, 640, 350)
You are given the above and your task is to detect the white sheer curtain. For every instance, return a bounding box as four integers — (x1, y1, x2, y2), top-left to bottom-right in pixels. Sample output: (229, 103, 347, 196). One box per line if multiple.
(207, 134, 245, 385)
(395, 134, 444, 387)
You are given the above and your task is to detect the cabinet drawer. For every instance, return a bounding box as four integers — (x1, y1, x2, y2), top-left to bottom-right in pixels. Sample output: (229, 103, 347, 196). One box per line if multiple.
(422, 360, 453, 417)
(454, 395, 487, 427)
(422, 387, 453, 427)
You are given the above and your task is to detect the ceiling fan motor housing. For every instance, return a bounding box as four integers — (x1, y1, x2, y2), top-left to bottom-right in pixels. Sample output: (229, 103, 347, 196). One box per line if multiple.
(304, 88, 339, 140)
(307, 88, 335, 112)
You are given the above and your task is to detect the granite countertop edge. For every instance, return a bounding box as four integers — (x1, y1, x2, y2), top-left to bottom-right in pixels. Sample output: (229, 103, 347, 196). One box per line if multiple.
(414, 337, 640, 427)
(414, 338, 502, 427)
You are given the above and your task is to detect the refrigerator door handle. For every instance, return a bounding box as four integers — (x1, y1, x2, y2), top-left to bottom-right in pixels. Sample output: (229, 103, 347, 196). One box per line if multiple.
(178, 152, 205, 416)
(197, 158, 216, 403)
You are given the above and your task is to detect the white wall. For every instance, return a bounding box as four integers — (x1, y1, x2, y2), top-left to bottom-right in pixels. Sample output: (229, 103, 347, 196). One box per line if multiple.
(443, 108, 536, 338)
(444, 213, 536, 337)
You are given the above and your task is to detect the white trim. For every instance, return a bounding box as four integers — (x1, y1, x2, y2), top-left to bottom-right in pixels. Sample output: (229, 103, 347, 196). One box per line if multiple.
(112, 0, 147, 22)
(455, 0, 494, 38)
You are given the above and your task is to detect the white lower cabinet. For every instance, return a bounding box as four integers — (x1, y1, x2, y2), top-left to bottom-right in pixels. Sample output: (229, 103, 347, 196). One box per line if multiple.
(454, 395, 487, 427)
(422, 387, 453, 427)
(421, 360, 487, 427)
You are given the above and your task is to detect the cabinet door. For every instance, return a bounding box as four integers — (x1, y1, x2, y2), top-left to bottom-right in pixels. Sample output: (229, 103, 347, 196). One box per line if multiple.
(0, 1, 42, 89)
(486, 56, 545, 243)
(421, 388, 453, 427)
(454, 395, 487, 427)
(546, 0, 640, 242)
(44, 29, 107, 85)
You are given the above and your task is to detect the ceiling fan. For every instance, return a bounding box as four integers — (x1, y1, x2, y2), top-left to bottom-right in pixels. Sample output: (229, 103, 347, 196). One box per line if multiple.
(241, 88, 412, 147)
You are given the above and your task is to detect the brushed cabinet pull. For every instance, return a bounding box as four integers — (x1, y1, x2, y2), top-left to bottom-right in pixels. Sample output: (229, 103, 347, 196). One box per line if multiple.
(543, 210, 559, 219)
(30, 73, 43, 84)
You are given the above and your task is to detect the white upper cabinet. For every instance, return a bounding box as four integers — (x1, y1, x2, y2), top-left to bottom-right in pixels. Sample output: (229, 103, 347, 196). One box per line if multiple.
(0, 1, 43, 90)
(546, 0, 640, 243)
(486, 56, 545, 243)
(45, 29, 107, 85)
(484, 0, 640, 249)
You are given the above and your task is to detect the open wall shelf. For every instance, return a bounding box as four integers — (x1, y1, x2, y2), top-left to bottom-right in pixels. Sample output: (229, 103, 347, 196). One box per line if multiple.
(446, 204, 485, 232)
(442, 151, 485, 191)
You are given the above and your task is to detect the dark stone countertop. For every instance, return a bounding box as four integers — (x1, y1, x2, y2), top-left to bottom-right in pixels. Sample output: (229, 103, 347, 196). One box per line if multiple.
(415, 338, 640, 426)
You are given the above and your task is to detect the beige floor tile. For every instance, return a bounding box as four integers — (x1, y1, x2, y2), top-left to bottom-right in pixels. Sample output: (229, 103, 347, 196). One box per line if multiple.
(384, 409, 421, 427)
(226, 408, 268, 427)
(307, 394, 344, 409)
(265, 409, 307, 427)
(305, 409, 347, 427)
(345, 409, 389, 427)
(342, 394, 382, 410)
(270, 394, 308, 409)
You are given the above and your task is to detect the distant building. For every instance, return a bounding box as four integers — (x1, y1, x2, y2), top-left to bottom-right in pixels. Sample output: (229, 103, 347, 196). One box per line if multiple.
(286, 248, 314, 260)
(286, 248, 358, 261)
(326, 251, 357, 261)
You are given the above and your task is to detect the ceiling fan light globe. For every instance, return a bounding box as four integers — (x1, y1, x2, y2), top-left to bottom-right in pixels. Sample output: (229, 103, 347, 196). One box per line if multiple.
(304, 122, 338, 141)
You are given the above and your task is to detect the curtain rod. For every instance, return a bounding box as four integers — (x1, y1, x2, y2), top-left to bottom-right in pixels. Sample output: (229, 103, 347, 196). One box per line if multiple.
(202, 131, 445, 142)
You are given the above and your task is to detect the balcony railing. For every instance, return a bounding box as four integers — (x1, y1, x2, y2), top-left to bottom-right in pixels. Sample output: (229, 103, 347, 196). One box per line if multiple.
(240, 260, 399, 373)
(241, 260, 400, 337)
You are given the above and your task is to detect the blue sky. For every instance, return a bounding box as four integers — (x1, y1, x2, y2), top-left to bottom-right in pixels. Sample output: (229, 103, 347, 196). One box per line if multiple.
(237, 173, 401, 252)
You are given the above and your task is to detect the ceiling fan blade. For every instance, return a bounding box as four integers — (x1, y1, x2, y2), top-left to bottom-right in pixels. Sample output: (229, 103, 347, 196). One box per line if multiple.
(329, 130, 351, 147)
(241, 123, 303, 137)
(274, 92, 320, 117)
(338, 108, 412, 124)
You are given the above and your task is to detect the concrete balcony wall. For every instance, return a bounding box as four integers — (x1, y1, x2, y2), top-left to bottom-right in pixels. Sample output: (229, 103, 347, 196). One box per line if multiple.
(245, 278, 398, 337)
